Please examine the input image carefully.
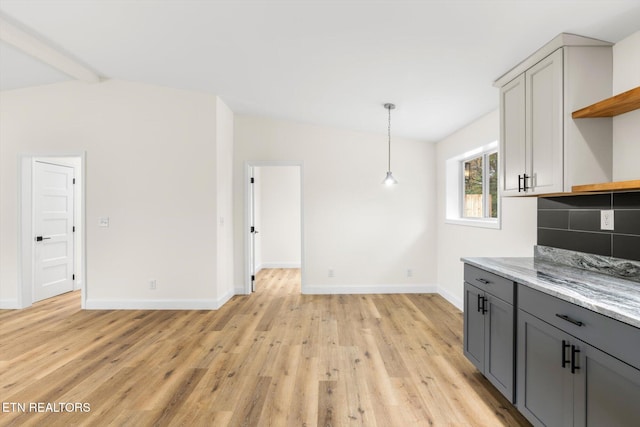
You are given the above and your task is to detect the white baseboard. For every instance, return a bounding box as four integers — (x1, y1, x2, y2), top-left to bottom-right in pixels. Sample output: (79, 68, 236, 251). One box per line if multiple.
(7, 286, 463, 312)
(85, 293, 233, 310)
(0, 299, 20, 309)
(299, 283, 463, 312)
(303, 283, 437, 295)
(436, 286, 463, 311)
(257, 262, 301, 271)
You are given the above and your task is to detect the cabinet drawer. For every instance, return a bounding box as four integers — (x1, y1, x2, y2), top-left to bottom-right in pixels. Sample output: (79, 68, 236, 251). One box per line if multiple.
(464, 264, 514, 304)
(518, 284, 640, 369)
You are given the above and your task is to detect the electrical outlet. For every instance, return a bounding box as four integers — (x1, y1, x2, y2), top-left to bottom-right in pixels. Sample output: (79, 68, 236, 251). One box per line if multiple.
(407, 269, 413, 278)
(600, 210, 614, 231)
(328, 269, 334, 278)
(149, 279, 157, 290)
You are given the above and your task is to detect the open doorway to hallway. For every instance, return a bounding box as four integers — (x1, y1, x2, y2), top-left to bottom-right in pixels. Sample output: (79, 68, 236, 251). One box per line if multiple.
(254, 268, 301, 295)
(247, 163, 302, 294)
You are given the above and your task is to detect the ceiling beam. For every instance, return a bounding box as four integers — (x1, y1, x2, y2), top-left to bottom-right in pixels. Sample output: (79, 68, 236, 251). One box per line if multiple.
(0, 16, 101, 84)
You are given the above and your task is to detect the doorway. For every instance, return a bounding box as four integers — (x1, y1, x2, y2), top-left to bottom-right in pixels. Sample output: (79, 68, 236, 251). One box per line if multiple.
(19, 153, 86, 308)
(245, 162, 303, 294)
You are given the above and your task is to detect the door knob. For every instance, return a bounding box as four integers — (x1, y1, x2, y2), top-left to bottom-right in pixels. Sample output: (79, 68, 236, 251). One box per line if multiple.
(35, 236, 51, 242)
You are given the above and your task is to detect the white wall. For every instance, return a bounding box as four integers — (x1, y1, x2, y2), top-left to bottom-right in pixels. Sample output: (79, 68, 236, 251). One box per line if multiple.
(215, 97, 235, 305)
(234, 115, 437, 294)
(0, 79, 233, 309)
(435, 110, 537, 309)
(612, 30, 640, 181)
(256, 166, 301, 269)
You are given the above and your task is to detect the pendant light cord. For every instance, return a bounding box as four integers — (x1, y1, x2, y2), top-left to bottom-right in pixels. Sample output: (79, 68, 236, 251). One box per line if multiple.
(387, 105, 392, 171)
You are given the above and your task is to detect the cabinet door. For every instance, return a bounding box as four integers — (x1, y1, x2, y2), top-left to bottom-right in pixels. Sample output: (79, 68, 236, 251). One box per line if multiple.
(517, 310, 573, 427)
(463, 282, 485, 372)
(526, 48, 564, 194)
(573, 341, 640, 427)
(500, 74, 526, 196)
(485, 294, 515, 402)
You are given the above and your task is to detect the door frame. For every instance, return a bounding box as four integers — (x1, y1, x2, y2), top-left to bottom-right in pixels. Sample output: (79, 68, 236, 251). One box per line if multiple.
(18, 152, 87, 309)
(244, 161, 304, 294)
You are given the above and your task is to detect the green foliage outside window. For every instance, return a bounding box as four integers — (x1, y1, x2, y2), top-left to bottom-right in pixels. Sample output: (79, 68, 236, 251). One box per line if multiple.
(463, 151, 497, 219)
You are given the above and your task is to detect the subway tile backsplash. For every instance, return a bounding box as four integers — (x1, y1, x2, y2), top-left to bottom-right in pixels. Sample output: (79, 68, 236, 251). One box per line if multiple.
(537, 191, 640, 262)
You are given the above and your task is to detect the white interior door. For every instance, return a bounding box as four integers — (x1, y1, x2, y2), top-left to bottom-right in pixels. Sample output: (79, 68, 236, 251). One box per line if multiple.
(33, 161, 75, 302)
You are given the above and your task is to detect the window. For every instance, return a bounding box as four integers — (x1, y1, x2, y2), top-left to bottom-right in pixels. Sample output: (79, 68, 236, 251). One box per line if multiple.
(445, 141, 500, 229)
(462, 151, 497, 219)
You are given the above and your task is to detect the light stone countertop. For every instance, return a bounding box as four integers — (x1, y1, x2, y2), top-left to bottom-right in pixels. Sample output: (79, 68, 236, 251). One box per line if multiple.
(461, 257, 640, 329)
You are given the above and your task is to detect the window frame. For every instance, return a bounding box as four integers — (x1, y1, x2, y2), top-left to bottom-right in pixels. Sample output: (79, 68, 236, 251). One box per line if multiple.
(445, 141, 500, 229)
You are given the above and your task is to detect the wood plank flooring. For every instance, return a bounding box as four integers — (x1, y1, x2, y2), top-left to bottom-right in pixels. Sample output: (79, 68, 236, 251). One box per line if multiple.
(0, 269, 530, 426)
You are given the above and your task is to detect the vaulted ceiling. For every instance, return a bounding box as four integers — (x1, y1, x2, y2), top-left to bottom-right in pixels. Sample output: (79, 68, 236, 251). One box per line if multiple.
(1, 1, 639, 141)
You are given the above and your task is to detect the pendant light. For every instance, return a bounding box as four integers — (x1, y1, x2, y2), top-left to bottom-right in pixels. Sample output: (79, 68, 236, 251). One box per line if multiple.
(382, 103, 398, 185)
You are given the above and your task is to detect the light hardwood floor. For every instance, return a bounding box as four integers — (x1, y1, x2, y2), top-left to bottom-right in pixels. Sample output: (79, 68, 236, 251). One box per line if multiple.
(0, 269, 530, 426)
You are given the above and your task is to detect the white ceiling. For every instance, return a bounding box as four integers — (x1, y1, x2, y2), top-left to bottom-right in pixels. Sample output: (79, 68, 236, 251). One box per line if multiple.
(1, 0, 639, 141)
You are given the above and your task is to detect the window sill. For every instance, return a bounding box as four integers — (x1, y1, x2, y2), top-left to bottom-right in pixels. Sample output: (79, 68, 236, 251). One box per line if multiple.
(445, 217, 501, 229)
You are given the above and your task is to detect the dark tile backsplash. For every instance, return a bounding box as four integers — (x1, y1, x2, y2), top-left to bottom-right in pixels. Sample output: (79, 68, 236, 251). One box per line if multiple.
(538, 228, 612, 256)
(613, 192, 640, 209)
(538, 194, 611, 210)
(538, 210, 569, 229)
(614, 210, 640, 235)
(538, 191, 640, 262)
(569, 210, 602, 232)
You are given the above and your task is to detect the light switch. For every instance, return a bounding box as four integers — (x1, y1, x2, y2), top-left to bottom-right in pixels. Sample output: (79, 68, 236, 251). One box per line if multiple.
(99, 217, 110, 228)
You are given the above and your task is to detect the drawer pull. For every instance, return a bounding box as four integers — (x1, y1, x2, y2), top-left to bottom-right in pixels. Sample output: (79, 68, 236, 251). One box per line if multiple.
(475, 278, 490, 285)
(561, 340, 570, 368)
(555, 314, 583, 327)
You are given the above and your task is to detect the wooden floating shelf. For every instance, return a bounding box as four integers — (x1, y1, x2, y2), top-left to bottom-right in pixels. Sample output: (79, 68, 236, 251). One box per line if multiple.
(572, 86, 640, 118)
(519, 180, 640, 198)
(572, 179, 640, 193)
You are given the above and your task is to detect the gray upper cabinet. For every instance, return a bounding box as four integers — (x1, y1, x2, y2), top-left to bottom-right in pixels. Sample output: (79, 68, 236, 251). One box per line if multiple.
(463, 264, 515, 402)
(496, 34, 614, 196)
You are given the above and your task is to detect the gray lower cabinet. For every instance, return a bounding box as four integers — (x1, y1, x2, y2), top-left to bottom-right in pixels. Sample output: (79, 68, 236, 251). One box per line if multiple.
(518, 309, 575, 425)
(463, 264, 515, 402)
(518, 284, 640, 427)
(574, 338, 640, 427)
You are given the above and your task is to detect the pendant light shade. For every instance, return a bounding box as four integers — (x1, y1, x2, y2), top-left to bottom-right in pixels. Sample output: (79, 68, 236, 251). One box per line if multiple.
(383, 171, 398, 186)
(382, 103, 398, 185)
